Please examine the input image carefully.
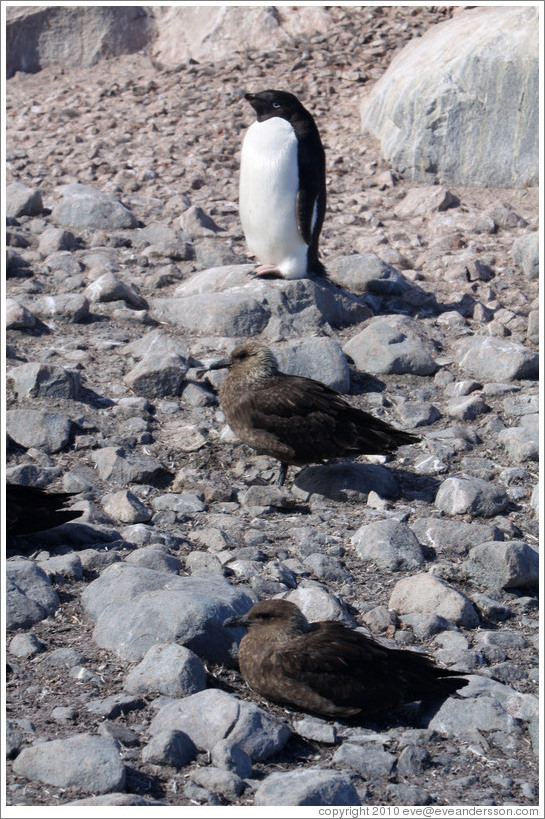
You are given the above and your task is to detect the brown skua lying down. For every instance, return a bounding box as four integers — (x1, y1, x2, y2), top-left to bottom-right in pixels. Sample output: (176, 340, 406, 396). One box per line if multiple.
(224, 599, 468, 719)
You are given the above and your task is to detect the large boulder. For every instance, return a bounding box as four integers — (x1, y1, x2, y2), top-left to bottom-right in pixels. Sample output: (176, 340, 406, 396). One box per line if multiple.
(360, 7, 538, 188)
(150, 6, 330, 65)
(6, 6, 153, 78)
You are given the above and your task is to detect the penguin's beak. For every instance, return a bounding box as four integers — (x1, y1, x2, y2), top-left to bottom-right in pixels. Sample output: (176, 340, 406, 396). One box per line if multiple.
(244, 93, 256, 103)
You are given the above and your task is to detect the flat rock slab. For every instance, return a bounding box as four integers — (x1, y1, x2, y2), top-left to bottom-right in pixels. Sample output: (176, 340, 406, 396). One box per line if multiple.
(12, 733, 125, 793)
(456, 336, 538, 382)
(254, 768, 360, 806)
(81, 563, 253, 664)
(6, 560, 60, 631)
(153, 265, 369, 338)
(293, 462, 400, 502)
(149, 689, 291, 762)
(389, 572, 480, 627)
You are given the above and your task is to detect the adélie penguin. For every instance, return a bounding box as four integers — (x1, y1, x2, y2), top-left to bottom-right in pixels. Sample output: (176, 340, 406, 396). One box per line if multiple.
(239, 90, 327, 279)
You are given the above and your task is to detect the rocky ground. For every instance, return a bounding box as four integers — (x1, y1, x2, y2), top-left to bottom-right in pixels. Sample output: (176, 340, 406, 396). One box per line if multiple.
(4, 6, 540, 810)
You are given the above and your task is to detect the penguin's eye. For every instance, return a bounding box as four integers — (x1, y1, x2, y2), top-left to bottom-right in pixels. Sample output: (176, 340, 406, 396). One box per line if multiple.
(272, 102, 281, 109)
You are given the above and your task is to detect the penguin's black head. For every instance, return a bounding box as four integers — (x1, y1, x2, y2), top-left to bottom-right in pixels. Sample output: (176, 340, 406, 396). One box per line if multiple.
(245, 90, 310, 124)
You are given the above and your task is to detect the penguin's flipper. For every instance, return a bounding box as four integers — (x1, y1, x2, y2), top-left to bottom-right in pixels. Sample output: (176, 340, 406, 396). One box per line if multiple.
(295, 131, 326, 244)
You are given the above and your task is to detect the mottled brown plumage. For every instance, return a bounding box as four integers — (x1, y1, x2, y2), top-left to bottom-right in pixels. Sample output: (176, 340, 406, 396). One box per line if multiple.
(219, 341, 420, 485)
(224, 599, 468, 719)
(6, 483, 83, 537)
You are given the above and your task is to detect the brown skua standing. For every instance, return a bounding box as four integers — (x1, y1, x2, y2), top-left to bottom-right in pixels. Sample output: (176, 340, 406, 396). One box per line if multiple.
(218, 341, 420, 486)
(224, 599, 469, 719)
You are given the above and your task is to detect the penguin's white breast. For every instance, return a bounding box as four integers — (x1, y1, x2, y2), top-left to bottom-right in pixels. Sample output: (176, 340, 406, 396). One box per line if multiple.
(239, 117, 306, 264)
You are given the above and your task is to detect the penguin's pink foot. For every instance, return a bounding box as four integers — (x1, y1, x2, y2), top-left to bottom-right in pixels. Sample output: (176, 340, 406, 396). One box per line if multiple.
(252, 264, 284, 279)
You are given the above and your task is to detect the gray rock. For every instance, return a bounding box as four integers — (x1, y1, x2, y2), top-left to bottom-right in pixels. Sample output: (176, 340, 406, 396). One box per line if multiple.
(394, 186, 460, 218)
(124, 547, 181, 574)
(190, 767, 245, 800)
(6, 409, 72, 453)
(86, 693, 145, 718)
(39, 646, 86, 667)
(446, 395, 490, 421)
(333, 742, 396, 778)
(389, 573, 480, 627)
(386, 784, 431, 805)
(186, 552, 224, 575)
(53, 183, 137, 229)
(85, 272, 147, 308)
(498, 426, 539, 462)
(512, 233, 539, 280)
(275, 337, 350, 392)
(526, 310, 539, 344)
(6, 5, 152, 77)
(154, 265, 368, 338)
(179, 204, 221, 236)
(456, 336, 538, 382)
(124, 352, 189, 398)
(6, 720, 25, 759)
(8, 632, 45, 658)
(6, 560, 60, 631)
(141, 729, 198, 767)
(5, 298, 36, 330)
(211, 740, 253, 779)
(351, 519, 425, 571)
(435, 476, 509, 518)
(327, 253, 408, 295)
(51, 706, 77, 724)
(12, 733, 125, 793)
(32, 293, 90, 324)
(410, 517, 503, 556)
(293, 716, 338, 744)
(152, 491, 207, 516)
(38, 553, 83, 582)
(153, 289, 270, 337)
(6, 182, 43, 217)
(124, 642, 206, 697)
(286, 583, 357, 627)
(360, 7, 538, 187)
(8, 362, 79, 399)
(65, 795, 164, 806)
(91, 447, 167, 485)
(81, 563, 253, 663)
(149, 689, 291, 762)
(343, 316, 437, 375)
(38, 227, 78, 255)
(123, 327, 190, 360)
(465, 541, 539, 590)
(303, 553, 352, 583)
(102, 489, 151, 524)
(397, 744, 435, 775)
(254, 768, 360, 806)
(293, 462, 400, 502)
(97, 721, 139, 747)
(395, 400, 441, 428)
(426, 695, 521, 738)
